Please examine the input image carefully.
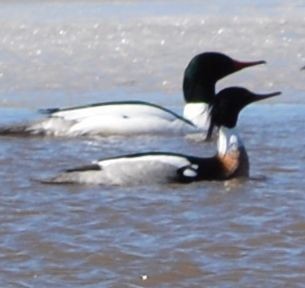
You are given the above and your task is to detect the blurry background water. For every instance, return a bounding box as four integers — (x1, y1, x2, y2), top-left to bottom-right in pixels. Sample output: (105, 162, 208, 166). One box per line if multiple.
(0, 1, 305, 287)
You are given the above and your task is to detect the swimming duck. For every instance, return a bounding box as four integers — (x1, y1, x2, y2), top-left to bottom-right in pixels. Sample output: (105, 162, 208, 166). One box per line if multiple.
(1, 52, 265, 137)
(46, 87, 280, 185)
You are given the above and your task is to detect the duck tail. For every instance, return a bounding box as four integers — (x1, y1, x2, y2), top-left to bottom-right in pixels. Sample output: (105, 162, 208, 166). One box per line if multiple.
(0, 125, 32, 137)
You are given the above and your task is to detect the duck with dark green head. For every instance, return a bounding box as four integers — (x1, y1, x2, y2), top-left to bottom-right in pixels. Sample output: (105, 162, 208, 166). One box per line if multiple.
(0, 52, 265, 137)
(46, 87, 280, 186)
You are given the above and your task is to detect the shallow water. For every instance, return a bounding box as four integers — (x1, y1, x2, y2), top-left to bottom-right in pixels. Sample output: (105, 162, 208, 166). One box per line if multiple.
(1, 1, 305, 287)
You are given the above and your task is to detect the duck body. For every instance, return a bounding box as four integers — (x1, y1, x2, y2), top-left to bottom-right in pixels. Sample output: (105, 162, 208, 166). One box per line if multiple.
(27, 101, 199, 137)
(47, 87, 280, 186)
(0, 52, 265, 137)
(48, 127, 247, 185)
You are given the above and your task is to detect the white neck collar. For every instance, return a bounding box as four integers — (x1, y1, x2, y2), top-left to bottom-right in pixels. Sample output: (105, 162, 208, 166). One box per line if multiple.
(183, 103, 210, 130)
(217, 127, 243, 156)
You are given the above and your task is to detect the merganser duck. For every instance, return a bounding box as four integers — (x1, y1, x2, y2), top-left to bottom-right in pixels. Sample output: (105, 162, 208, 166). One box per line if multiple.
(46, 87, 280, 185)
(0, 52, 265, 137)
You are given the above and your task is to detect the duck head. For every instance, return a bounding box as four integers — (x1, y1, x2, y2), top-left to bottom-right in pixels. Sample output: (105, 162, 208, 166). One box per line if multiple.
(183, 52, 266, 103)
(207, 87, 281, 139)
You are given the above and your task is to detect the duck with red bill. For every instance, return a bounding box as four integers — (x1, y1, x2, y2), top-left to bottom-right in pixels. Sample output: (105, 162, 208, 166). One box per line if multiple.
(0, 52, 265, 138)
(45, 87, 280, 186)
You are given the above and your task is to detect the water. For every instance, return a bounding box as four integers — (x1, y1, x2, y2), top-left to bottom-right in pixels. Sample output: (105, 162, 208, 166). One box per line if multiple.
(0, 1, 305, 287)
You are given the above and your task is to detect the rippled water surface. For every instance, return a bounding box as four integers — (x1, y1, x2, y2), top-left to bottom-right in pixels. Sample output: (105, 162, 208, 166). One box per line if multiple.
(2, 105, 304, 287)
(0, 1, 305, 287)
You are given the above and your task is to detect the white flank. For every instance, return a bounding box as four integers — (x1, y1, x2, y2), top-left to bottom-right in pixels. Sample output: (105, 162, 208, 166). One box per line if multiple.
(97, 154, 191, 168)
(85, 154, 193, 185)
(29, 103, 201, 136)
(50, 154, 193, 185)
(54, 103, 176, 121)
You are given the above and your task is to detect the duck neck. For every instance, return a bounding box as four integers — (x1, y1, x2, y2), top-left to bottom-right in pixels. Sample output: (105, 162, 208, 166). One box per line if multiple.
(216, 126, 249, 178)
(182, 82, 215, 129)
(183, 82, 215, 104)
(183, 103, 210, 130)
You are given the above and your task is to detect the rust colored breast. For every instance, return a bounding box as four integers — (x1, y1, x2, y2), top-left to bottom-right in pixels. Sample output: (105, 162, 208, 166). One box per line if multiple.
(218, 146, 249, 178)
